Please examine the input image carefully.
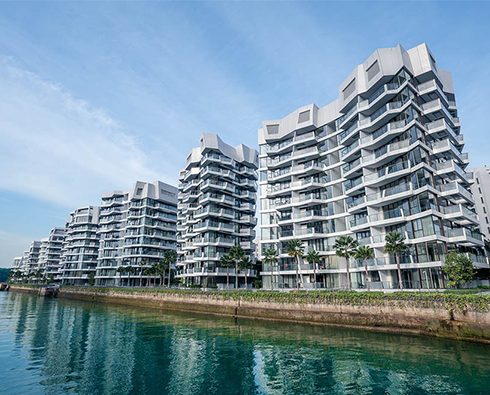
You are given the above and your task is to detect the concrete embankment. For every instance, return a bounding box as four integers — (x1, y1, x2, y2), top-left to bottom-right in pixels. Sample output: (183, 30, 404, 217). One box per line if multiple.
(9, 285, 490, 344)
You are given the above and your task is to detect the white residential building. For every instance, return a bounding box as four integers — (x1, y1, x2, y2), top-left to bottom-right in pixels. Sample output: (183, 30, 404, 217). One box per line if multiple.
(95, 181, 178, 286)
(37, 227, 66, 282)
(258, 43, 486, 290)
(471, 167, 490, 241)
(60, 206, 100, 285)
(23, 241, 42, 277)
(176, 134, 258, 288)
(11, 256, 24, 273)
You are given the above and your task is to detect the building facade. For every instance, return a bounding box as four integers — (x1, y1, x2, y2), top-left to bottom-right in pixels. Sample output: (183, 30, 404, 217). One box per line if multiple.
(37, 227, 66, 282)
(95, 181, 178, 286)
(258, 43, 486, 290)
(471, 167, 490, 241)
(60, 206, 100, 285)
(176, 134, 258, 288)
(23, 241, 42, 278)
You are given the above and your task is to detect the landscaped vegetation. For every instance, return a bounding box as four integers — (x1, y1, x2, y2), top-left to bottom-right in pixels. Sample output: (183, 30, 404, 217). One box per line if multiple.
(50, 286, 490, 312)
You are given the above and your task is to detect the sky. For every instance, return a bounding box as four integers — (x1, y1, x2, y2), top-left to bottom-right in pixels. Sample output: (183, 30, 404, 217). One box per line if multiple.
(1, 1, 490, 267)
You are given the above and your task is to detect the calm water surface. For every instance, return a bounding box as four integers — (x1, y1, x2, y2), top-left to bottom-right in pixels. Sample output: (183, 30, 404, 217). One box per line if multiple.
(1, 292, 490, 394)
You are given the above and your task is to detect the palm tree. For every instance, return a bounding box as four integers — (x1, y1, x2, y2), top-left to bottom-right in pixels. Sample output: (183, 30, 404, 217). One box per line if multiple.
(385, 232, 408, 289)
(239, 256, 252, 289)
(35, 269, 43, 284)
(305, 249, 321, 289)
(334, 235, 358, 290)
(355, 245, 374, 291)
(164, 250, 177, 288)
(220, 254, 233, 289)
(157, 258, 166, 287)
(229, 245, 245, 289)
(286, 239, 305, 290)
(126, 265, 136, 287)
(116, 266, 125, 286)
(138, 260, 147, 287)
(263, 247, 278, 290)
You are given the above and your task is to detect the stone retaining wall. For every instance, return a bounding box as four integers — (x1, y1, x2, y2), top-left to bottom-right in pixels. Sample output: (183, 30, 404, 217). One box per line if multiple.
(9, 286, 490, 343)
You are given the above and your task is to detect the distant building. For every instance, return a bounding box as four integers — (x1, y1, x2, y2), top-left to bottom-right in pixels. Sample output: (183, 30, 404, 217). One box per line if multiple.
(37, 227, 66, 282)
(95, 181, 178, 286)
(24, 241, 42, 278)
(176, 134, 258, 288)
(471, 167, 490, 241)
(60, 206, 100, 285)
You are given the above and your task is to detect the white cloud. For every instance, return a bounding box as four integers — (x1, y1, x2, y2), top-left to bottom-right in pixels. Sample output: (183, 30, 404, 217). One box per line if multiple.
(0, 230, 35, 268)
(0, 57, 161, 207)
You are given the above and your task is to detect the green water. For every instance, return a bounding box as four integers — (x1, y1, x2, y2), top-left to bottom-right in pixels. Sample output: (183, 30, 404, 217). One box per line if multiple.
(1, 292, 489, 394)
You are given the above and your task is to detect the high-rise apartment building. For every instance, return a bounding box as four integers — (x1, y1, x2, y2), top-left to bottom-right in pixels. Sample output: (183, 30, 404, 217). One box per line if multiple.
(11, 256, 24, 274)
(258, 43, 486, 290)
(60, 206, 100, 285)
(95, 181, 178, 286)
(471, 167, 490, 241)
(23, 240, 42, 277)
(176, 134, 258, 288)
(37, 227, 66, 282)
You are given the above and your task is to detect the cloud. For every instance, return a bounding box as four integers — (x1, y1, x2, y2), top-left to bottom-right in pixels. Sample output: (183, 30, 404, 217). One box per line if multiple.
(0, 230, 35, 268)
(0, 57, 161, 207)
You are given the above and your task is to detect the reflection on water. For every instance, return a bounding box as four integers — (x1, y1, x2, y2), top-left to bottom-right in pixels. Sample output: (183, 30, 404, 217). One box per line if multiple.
(1, 292, 489, 394)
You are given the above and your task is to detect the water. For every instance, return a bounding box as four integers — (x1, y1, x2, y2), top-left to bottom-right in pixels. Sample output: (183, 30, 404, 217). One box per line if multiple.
(1, 292, 489, 395)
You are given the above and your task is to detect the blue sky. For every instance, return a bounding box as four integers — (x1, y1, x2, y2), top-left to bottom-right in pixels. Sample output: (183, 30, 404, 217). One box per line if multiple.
(1, 1, 489, 266)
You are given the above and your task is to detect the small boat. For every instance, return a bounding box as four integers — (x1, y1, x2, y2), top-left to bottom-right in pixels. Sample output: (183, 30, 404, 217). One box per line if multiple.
(38, 285, 59, 297)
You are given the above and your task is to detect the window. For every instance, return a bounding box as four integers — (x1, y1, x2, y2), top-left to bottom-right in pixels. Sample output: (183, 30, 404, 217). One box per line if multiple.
(266, 124, 279, 134)
(298, 110, 310, 123)
(136, 188, 143, 195)
(343, 79, 356, 100)
(367, 60, 380, 81)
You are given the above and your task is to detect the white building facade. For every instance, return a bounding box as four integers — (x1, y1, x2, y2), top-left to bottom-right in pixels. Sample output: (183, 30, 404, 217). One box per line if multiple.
(37, 227, 66, 282)
(60, 206, 100, 285)
(95, 181, 178, 286)
(471, 167, 490, 241)
(259, 43, 486, 290)
(176, 134, 258, 288)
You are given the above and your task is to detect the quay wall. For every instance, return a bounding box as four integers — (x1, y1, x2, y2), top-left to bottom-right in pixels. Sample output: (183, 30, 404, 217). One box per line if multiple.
(9, 285, 490, 343)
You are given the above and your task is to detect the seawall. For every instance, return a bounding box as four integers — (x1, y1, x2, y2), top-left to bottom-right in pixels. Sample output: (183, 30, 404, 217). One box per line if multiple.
(9, 285, 490, 344)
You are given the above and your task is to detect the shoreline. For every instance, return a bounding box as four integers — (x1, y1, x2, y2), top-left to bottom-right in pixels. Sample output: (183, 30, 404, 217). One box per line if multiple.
(8, 285, 490, 344)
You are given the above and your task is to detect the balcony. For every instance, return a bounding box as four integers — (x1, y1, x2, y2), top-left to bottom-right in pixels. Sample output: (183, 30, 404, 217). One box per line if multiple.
(445, 228, 484, 246)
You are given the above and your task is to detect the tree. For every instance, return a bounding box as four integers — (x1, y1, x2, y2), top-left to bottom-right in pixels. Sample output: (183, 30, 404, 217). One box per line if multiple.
(239, 256, 252, 289)
(138, 260, 147, 287)
(305, 249, 321, 289)
(88, 272, 95, 287)
(35, 269, 43, 284)
(164, 250, 177, 287)
(220, 254, 233, 289)
(126, 265, 136, 287)
(263, 247, 278, 290)
(442, 252, 475, 288)
(116, 266, 125, 286)
(157, 258, 166, 287)
(229, 245, 246, 289)
(355, 245, 374, 291)
(286, 239, 305, 290)
(385, 232, 408, 289)
(334, 235, 359, 290)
